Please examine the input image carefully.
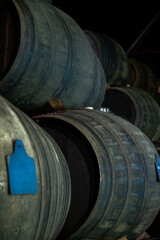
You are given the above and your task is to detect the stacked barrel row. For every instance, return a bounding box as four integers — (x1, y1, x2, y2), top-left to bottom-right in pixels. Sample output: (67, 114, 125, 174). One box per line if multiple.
(84, 30, 160, 238)
(84, 30, 158, 98)
(1, 96, 160, 240)
(84, 30, 160, 143)
(0, 0, 160, 240)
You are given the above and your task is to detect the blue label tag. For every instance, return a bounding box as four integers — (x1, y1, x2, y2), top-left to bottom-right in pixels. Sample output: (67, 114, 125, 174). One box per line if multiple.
(7, 140, 38, 194)
(155, 154, 160, 182)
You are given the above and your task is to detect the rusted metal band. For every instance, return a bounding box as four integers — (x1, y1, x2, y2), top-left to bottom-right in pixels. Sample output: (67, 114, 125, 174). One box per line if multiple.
(48, 99, 65, 110)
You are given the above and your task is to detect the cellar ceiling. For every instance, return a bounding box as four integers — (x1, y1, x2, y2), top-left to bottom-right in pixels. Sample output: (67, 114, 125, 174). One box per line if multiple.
(52, 0, 160, 78)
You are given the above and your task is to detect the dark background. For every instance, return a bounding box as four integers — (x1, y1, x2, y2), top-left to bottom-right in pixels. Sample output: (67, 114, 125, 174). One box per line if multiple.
(52, 0, 160, 80)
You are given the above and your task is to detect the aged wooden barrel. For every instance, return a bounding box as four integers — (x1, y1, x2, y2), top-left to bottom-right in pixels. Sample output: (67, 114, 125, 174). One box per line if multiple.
(128, 58, 158, 98)
(84, 30, 130, 87)
(0, 0, 105, 113)
(101, 87, 160, 142)
(34, 109, 160, 240)
(0, 95, 71, 240)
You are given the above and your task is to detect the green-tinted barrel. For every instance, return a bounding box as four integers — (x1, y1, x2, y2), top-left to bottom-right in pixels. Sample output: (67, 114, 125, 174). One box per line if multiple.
(101, 87, 160, 142)
(34, 109, 160, 240)
(0, 95, 71, 240)
(0, 0, 105, 114)
(84, 30, 130, 87)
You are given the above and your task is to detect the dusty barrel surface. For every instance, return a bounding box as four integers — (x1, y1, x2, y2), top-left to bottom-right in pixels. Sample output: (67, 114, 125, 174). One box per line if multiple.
(0, 0, 105, 113)
(128, 58, 158, 97)
(34, 109, 160, 240)
(0, 95, 71, 240)
(84, 30, 130, 87)
(101, 87, 160, 142)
